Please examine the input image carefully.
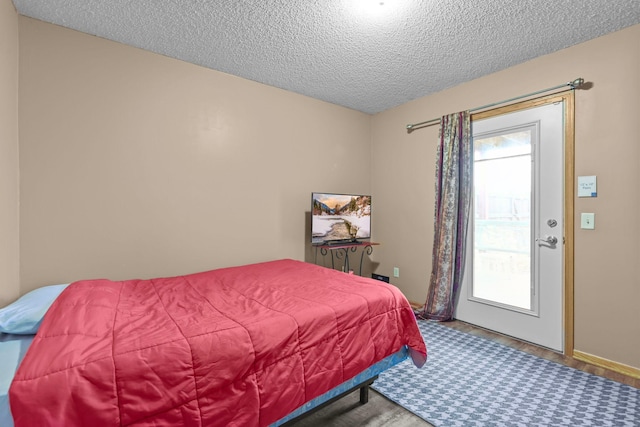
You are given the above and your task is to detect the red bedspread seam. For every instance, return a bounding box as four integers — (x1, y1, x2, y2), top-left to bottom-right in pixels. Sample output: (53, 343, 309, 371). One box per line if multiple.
(9, 356, 113, 382)
(149, 277, 204, 427)
(112, 280, 125, 427)
(33, 332, 103, 339)
(54, 302, 120, 310)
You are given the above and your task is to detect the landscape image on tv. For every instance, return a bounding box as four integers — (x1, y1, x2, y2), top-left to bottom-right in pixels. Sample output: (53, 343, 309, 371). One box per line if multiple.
(311, 193, 371, 244)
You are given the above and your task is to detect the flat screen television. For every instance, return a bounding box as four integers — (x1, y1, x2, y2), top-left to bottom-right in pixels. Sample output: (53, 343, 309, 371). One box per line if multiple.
(311, 192, 371, 245)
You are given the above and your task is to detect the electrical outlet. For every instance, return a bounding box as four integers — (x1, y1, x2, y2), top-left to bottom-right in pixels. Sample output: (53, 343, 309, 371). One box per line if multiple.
(393, 267, 400, 278)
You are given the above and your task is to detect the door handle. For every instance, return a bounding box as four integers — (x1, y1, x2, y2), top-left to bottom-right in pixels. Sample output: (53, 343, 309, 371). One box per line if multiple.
(536, 235, 558, 246)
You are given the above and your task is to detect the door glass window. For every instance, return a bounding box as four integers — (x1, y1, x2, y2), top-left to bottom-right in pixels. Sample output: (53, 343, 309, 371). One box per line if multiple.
(473, 130, 532, 310)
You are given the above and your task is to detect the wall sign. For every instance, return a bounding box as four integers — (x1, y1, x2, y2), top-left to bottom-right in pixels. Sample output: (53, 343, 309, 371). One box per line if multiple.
(578, 175, 597, 198)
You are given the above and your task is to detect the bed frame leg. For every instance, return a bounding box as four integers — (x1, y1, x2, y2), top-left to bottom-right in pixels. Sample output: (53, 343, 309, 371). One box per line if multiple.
(359, 384, 369, 404)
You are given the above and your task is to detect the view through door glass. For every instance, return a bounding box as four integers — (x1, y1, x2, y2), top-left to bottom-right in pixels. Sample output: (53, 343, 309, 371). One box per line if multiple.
(473, 129, 532, 310)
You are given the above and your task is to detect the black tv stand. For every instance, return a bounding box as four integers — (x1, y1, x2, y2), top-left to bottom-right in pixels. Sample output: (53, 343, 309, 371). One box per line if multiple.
(313, 241, 380, 276)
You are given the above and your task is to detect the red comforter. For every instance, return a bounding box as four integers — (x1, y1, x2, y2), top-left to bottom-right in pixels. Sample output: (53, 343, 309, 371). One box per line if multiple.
(10, 259, 426, 426)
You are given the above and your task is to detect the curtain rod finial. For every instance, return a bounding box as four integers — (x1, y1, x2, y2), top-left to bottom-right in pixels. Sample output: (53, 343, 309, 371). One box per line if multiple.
(406, 124, 414, 133)
(570, 78, 584, 89)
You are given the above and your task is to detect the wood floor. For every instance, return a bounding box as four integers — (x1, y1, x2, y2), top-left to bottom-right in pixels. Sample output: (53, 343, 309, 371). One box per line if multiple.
(287, 388, 433, 427)
(288, 319, 638, 427)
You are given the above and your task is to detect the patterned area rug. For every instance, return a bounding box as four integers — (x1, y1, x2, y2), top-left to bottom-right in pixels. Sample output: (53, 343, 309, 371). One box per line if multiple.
(372, 320, 639, 427)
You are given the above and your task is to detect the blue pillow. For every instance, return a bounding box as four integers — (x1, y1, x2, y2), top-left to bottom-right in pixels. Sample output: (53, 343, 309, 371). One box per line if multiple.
(0, 284, 69, 335)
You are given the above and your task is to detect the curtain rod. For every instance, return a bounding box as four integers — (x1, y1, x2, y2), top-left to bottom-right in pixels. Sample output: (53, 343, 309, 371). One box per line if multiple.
(405, 77, 584, 134)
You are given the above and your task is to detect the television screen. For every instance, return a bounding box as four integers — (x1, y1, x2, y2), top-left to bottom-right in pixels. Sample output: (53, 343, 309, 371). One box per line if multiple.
(311, 192, 371, 244)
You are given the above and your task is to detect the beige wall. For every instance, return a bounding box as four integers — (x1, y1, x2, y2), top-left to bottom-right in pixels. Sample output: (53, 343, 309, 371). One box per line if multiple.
(371, 24, 640, 369)
(18, 17, 372, 290)
(0, 0, 20, 307)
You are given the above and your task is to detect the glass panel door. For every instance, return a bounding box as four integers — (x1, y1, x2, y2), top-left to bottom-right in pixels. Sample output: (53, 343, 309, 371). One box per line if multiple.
(456, 100, 566, 352)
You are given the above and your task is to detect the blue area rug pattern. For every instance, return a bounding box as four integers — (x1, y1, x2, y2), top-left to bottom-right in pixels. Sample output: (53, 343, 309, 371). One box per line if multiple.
(372, 320, 639, 426)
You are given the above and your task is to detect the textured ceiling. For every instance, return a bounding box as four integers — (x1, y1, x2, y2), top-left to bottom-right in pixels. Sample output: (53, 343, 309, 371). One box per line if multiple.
(12, 0, 640, 114)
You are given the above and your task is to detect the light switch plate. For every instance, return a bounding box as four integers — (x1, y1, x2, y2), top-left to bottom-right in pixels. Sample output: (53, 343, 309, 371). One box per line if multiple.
(581, 213, 595, 229)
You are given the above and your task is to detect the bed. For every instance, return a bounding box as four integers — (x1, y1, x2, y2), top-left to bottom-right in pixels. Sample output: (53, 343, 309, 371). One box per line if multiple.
(2, 259, 427, 426)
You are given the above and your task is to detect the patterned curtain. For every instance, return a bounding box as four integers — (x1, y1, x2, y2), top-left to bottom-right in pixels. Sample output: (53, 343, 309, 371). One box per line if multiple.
(420, 111, 472, 321)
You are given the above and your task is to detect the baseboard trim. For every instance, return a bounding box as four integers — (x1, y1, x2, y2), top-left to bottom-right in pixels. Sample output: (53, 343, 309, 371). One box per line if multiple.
(573, 350, 640, 380)
(408, 300, 423, 310)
